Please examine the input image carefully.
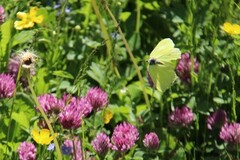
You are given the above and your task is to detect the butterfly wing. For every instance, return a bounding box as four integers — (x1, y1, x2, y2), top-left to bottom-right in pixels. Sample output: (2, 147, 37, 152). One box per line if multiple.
(148, 62, 177, 92)
(149, 38, 181, 63)
(148, 38, 181, 92)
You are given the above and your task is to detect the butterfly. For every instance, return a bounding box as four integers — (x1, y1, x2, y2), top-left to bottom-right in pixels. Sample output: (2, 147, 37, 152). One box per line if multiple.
(147, 38, 181, 92)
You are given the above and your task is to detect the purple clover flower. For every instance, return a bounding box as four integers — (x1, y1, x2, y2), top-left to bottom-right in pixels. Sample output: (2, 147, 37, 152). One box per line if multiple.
(37, 94, 64, 114)
(91, 132, 110, 156)
(85, 87, 108, 111)
(18, 141, 37, 160)
(0, 73, 16, 98)
(63, 137, 82, 160)
(168, 106, 194, 128)
(78, 97, 93, 117)
(207, 109, 227, 130)
(143, 132, 160, 150)
(220, 122, 240, 145)
(111, 122, 139, 152)
(176, 52, 199, 83)
(58, 98, 82, 129)
(58, 96, 93, 129)
(0, 6, 6, 24)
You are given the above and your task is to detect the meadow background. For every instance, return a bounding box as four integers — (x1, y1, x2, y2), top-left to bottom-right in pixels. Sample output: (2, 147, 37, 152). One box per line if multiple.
(0, 0, 240, 159)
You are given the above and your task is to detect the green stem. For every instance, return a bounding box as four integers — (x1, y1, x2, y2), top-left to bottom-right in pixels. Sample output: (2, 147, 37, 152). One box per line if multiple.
(81, 119, 86, 160)
(70, 130, 77, 160)
(27, 76, 62, 160)
(91, 0, 121, 78)
(6, 62, 23, 155)
(228, 61, 236, 121)
(102, 0, 150, 109)
(136, 0, 141, 33)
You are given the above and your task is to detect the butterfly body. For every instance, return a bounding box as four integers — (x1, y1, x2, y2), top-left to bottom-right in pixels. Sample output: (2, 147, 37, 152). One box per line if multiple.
(147, 38, 181, 92)
(148, 58, 163, 65)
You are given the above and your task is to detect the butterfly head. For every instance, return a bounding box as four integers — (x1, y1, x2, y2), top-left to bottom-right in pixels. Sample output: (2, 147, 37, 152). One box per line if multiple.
(148, 58, 163, 65)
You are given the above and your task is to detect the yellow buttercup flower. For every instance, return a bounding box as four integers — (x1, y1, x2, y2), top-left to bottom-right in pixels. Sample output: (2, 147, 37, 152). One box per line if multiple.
(222, 22, 240, 35)
(103, 109, 113, 124)
(32, 129, 57, 145)
(14, 7, 43, 30)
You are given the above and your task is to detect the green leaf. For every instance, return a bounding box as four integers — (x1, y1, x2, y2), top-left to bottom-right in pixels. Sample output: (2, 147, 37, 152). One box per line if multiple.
(12, 30, 36, 47)
(136, 104, 148, 116)
(34, 67, 50, 95)
(133, 151, 144, 160)
(53, 70, 74, 79)
(120, 12, 131, 22)
(0, 20, 13, 58)
(12, 112, 30, 129)
(236, 97, 240, 103)
(143, 2, 160, 10)
(171, 147, 187, 160)
(127, 81, 142, 103)
(87, 62, 106, 87)
(213, 97, 225, 104)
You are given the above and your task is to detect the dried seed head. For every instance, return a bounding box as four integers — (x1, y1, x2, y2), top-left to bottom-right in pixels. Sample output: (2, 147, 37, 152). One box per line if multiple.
(18, 50, 38, 69)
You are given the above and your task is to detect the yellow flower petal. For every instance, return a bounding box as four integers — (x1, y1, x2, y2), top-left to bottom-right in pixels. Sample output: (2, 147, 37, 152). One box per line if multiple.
(29, 7, 38, 17)
(16, 12, 28, 19)
(104, 109, 113, 124)
(14, 20, 34, 30)
(32, 129, 57, 145)
(32, 129, 41, 144)
(33, 15, 43, 24)
(14, 21, 24, 30)
(222, 22, 240, 35)
(14, 7, 44, 30)
(232, 24, 240, 34)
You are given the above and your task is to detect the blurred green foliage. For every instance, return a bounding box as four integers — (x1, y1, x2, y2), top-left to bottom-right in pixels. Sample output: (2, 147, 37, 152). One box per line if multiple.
(0, 0, 240, 159)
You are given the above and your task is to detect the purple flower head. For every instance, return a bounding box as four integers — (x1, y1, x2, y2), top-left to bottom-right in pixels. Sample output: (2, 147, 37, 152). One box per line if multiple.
(220, 122, 240, 145)
(78, 97, 93, 117)
(86, 87, 108, 111)
(58, 96, 92, 129)
(91, 132, 110, 156)
(0, 73, 16, 98)
(63, 137, 82, 160)
(143, 132, 160, 150)
(58, 97, 82, 129)
(0, 6, 6, 24)
(176, 52, 199, 83)
(168, 106, 194, 128)
(207, 109, 227, 130)
(18, 141, 37, 160)
(111, 122, 139, 152)
(37, 94, 64, 114)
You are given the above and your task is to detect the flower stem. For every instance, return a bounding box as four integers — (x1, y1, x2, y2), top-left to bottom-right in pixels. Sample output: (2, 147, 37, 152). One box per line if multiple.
(91, 0, 121, 78)
(81, 119, 86, 160)
(6, 62, 23, 155)
(101, 0, 150, 109)
(27, 75, 62, 160)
